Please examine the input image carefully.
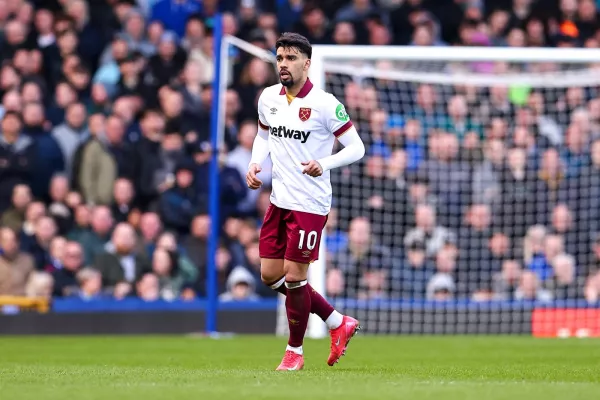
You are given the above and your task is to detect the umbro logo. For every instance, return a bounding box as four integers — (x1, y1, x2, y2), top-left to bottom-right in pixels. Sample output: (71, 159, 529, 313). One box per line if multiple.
(270, 107, 277, 114)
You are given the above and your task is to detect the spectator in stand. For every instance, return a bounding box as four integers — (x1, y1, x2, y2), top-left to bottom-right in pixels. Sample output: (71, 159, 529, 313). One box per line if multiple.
(545, 253, 582, 300)
(150, 0, 202, 38)
(393, 238, 435, 299)
(472, 139, 504, 207)
(562, 122, 589, 179)
(52, 241, 84, 297)
(47, 174, 73, 235)
(404, 203, 455, 258)
(1, 184, 32, 232)
(331, 216, 394, 299)
(536, 148, 569, 225)
(34, 7, 56, 50)
(19, 201, 45, 248)
(403, 119, 425, 172)
(68, 204, 90, 241)
(219, 265, 259, 302)
(46, 81, 77, 126)
(419, 133, 471, 226)
(457, 204, 494, 293)
(492, 259, 523, 301)
(24, 102, 65, 201)
(112, 178, 137, 224)
(488, 232, 513, 274)
(525, 232, 565, 284)
(74, 205, 113, 266)
(548, 204, 581, 263)
(103, 114, 137, 180)
(52, 102, 89, 176)
(441, 95, 483, 142)
(77, 117, 117, 206)
(135, 272, 160, 301)
(325, 207, 348, 257)
(0, 227, 35, 296)
(151, 247, 197, 300)
(426, 273, 455, 301)
(0, 111, 35, 213)
(498, 147, 537, 238)
(119, 7, 156, 59)
(514, 270, 553, 302)
(293, 6, 331, 45)
(46, 235, 66, 273)
(73, 268, 106, 300)
(94, 222, 151, 296)
(144, 31, 187, 101)
(153, 231, 198, 286)
(183, 213, 209, 273)
(584, 270, 600, 303)
(137, 212, 162, 256)
(23, 215, 57, 271)
(159, 158, 200, 236)
(227, 120, 273, 216)
(24, 271, 54, 299)
(65, 0, 106, 71)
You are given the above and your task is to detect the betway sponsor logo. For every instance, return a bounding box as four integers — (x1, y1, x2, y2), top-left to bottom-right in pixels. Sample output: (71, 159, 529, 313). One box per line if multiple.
(270, 126, 311, 143)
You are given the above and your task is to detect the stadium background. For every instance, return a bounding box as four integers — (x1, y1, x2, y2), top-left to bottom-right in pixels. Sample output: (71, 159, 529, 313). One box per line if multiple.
(0, 0, 600, 336)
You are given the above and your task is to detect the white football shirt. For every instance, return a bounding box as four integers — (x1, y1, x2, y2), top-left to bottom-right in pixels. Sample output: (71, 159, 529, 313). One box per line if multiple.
(257, 78, 353, 216)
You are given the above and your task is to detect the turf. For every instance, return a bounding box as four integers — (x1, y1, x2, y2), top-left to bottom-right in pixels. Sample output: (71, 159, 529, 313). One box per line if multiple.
(0, 335, 599, 400)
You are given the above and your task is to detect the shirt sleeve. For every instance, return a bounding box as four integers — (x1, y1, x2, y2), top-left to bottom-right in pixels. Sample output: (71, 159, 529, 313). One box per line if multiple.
(257, 92, 270, 131)
(323, 93, 353, 138)
(250, 92, 271, 167)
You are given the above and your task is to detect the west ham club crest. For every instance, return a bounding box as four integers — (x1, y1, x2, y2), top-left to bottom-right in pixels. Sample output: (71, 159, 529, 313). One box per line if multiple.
(299, 107, 311, 121)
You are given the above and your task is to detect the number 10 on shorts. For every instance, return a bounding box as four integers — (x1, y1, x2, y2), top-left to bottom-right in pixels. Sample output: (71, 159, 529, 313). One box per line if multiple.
(298, 230, 318, 250)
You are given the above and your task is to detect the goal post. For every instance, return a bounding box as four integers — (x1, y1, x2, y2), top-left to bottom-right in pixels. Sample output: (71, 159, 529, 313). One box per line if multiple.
(218, 34, 600, 337)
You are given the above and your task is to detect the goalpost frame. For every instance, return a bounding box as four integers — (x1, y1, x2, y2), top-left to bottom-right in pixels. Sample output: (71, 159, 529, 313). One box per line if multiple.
(217, 35, 600, 338)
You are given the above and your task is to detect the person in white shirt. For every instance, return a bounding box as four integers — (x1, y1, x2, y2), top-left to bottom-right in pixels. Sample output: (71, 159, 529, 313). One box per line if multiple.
(246, 32, 365, 371)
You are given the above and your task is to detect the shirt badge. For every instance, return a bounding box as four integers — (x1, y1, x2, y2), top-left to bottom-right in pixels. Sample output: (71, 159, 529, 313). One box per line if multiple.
(299, 107, 311, 122)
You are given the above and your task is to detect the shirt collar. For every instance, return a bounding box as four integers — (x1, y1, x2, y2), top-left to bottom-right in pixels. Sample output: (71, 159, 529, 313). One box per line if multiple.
(279, 77, 313, 98)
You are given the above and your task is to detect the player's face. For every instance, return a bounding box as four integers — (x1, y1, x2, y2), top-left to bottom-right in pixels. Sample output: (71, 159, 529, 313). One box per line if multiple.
(276, 46, 310, 88)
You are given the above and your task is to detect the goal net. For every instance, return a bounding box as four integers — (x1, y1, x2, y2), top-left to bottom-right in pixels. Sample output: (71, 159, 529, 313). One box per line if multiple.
(220, 38, 600, 338)
(316, 46, 600, 336)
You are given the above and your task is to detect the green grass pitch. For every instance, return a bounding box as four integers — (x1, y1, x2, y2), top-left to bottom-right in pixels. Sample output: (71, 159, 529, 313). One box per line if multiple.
(0, 335, 599, 400)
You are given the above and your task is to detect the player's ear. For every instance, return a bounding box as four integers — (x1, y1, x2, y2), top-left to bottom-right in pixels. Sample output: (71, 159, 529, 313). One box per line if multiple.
(305, 58, 311, 71)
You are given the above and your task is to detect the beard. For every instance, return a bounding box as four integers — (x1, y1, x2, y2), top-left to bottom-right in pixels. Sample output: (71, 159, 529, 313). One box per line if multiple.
(280, 72, 294, 87)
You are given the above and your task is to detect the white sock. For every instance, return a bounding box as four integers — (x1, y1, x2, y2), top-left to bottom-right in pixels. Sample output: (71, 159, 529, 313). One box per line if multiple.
(325, 310, 344, 330)
(286, 345, 303, 355)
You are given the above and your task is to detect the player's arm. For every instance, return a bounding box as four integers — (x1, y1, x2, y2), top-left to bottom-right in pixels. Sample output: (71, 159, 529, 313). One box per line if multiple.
(247, 95, 271, 189)
(302, 98, 365, 176)
(316, 125, 365, 172)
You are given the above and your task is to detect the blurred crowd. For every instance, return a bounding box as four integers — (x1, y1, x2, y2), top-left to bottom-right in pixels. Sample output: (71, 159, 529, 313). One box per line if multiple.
(1, 0, 600, 306)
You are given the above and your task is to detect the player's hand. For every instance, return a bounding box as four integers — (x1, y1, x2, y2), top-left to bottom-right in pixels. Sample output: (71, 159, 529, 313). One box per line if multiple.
(246, 163, 263, 190)
(301, 160, 323, 177)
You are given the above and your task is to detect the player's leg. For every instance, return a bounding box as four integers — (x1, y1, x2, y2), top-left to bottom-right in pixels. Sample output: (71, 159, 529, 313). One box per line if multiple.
(282, 258, 311, 359)
(258, 204, 305, 370)
(260, 257, 342, 326)
(285, 210, 360, 367)
(259, 204, 343, 324)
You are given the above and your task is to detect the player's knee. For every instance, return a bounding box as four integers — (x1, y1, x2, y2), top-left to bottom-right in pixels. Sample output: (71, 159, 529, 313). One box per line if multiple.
(260, 273, 282, 286)
(284, 261, 309, 283)
(259, 258, 285, 286)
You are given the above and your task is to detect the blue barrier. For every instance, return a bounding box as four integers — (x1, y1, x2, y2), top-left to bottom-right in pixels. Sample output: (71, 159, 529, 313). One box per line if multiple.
(51, 298, 279, 313)
(50, 298, 599, 313)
